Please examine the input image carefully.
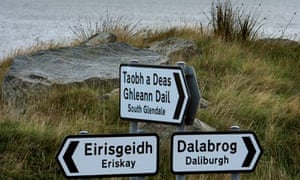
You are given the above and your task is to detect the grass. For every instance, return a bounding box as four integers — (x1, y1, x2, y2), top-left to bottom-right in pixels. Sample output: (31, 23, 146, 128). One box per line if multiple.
(193, 39, 300, 179)
(211, 0, 261, 41)
(69, 14, 146, 47)
(1, 1, 300, 179)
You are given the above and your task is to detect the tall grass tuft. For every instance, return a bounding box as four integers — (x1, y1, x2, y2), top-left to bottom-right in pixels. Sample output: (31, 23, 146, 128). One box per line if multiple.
(211, 0, 234, 41)
(211, 0, 261, 41)
(69, 14, 144, 45)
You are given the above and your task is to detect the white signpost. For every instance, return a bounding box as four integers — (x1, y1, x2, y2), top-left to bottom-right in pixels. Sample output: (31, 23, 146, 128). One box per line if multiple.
(119, 64, 190, 124)
(171, 132, 262, 173)
(56, 134, 159, 178)
(55, 62, 263, 179)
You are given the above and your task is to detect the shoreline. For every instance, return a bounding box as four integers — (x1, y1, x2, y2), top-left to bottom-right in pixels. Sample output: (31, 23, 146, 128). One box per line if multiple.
(1, 24, 299, 62)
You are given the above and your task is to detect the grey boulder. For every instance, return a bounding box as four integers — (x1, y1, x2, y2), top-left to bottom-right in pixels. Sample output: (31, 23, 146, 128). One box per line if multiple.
(149, 37, 200, 61)
(2, 42, 167, 109)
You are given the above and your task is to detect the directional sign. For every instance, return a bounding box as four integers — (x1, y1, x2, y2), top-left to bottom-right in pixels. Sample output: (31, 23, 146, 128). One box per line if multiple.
(56, 134, 159, 178)
(171, 132, 262, 173)
(119, 64, 190, 124)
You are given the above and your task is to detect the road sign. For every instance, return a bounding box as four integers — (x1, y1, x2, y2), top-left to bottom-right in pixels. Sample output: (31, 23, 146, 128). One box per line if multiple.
(119, 64, 190, 124)
(171, 132, 262, 173)
(56, 134, 159, 178)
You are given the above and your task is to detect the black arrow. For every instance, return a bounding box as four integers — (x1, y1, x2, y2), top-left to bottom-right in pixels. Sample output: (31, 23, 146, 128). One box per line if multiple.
(242, 136, 256, 167)
(63, 141, 79, 173)
(173, 72, 185, 119)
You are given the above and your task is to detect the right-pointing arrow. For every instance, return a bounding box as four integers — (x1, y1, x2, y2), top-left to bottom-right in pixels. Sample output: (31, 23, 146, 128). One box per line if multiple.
(173, 72, 185, 119)
(63, 141, 79, 173)
(242, 136, 256, 167)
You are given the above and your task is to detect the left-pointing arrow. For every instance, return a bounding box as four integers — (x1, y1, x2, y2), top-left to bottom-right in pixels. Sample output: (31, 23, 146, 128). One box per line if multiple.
(63, 141, 79, 173)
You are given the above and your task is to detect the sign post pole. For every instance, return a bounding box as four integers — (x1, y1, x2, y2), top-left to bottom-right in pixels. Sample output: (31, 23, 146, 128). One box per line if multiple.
(128, 60, 145, 180)
(176, 61, 186, 180)
(129, 59, 139, 135)
(120, 60, 192, 179)
(231, 126, 240, 180)
(78, 131, 88, 180)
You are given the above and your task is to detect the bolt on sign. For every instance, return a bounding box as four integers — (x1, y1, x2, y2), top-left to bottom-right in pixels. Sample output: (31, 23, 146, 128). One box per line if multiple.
(119, 63, 190, 124)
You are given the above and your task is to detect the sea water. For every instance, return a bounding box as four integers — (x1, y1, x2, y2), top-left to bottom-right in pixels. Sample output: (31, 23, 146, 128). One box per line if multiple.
(0, 0, 299, 59)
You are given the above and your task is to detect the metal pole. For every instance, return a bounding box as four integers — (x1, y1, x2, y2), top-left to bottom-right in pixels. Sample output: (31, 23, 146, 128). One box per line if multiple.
(175, 123, 185, 180)
(175, 61, 186, 180)
(130, 121, 138, 133)
(128, 59, 144, 180)
(129, 59, 139, 134)
(231, 126, 240, 180)
(79, 131, 88, 180)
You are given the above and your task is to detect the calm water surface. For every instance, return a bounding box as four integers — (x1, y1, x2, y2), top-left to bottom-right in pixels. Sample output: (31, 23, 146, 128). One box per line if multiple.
(0, 0, 299, 58)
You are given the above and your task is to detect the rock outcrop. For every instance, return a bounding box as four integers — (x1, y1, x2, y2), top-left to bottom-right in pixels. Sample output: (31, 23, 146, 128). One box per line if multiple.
(149, 37, 200, 61)
(84, 32, 117, 46)
(2, 42, 167, 109)
(2, 34, 205, 119)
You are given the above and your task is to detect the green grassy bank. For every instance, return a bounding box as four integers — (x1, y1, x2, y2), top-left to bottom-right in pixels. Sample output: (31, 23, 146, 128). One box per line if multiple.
(1, 28, 299, 179)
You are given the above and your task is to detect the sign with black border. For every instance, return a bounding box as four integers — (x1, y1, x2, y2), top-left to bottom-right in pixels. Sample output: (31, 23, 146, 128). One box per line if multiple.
(171, 131, 262, 174)
(119, 63, 190, 124)
(56, 133, 159, 178)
